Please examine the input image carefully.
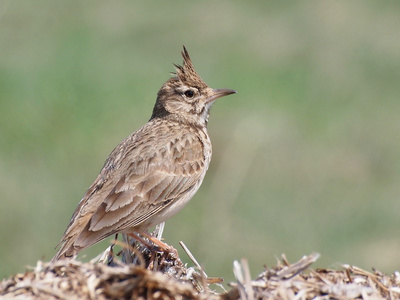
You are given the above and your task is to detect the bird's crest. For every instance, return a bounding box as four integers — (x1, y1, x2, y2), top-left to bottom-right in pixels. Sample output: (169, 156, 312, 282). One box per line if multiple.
(173, 46, 208, 89)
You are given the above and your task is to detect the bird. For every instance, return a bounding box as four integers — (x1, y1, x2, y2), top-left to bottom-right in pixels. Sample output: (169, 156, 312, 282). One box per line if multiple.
(52, 46, 236, 261)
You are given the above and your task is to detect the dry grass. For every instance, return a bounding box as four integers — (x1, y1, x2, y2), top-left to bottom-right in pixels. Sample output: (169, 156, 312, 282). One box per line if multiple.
(2, 240, 400, 300)
(224, 253, 400, 300)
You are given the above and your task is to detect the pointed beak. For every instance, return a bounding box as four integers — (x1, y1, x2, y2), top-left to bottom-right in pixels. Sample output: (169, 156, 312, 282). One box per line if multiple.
(207, 88, 237, 103)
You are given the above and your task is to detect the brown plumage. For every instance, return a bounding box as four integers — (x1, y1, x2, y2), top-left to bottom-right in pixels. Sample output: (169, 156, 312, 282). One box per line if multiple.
(53, 46, 236, 260)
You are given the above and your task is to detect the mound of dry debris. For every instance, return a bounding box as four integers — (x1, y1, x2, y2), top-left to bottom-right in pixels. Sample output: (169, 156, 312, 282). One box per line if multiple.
(2, 241, 400, 299)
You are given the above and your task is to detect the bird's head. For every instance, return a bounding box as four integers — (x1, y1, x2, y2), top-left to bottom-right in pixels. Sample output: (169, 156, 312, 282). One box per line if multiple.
(151, 46, 236, 127)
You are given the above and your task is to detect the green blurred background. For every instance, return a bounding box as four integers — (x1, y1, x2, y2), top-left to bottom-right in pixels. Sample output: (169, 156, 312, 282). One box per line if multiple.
(1, 1, 400, 283)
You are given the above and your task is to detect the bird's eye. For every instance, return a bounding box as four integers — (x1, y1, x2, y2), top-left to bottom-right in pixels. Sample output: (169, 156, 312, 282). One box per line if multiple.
(184, 89, 195, 98)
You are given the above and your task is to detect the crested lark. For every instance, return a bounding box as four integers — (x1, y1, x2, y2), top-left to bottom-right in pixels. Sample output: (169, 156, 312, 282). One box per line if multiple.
(53, 46, 236, 260)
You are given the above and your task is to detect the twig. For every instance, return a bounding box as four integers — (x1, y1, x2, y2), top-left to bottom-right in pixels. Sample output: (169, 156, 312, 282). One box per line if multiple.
(233, 259, 254, 300)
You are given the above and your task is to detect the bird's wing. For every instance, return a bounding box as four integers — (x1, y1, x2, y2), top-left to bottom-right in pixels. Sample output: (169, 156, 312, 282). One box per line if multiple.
(54, 121, 208, 258)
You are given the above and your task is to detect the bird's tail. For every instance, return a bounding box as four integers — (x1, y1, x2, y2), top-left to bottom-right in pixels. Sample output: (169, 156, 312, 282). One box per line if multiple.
(51, 241, 78, 262)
